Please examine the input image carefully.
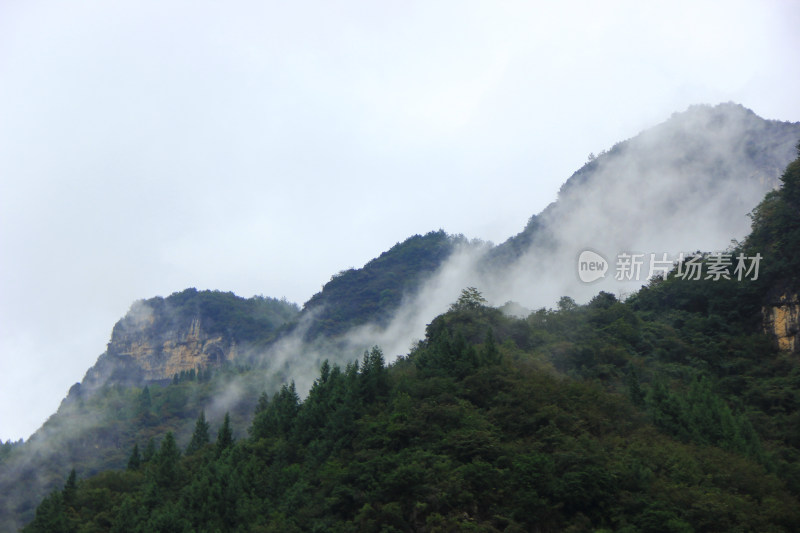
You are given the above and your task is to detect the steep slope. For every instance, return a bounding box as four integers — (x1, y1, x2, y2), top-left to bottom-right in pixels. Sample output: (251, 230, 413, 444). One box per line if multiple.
(744, 145, 800, 351)
(493, 103, 800, 266)
(83, 288, 299, 388)
(21, 148, 800, 530)
(299, 230, 464, 339)
(483, 103, 800, 307)
(0, 290, 299, 531)
(293, 103, 800, 379)
(4, 103, 800, 530)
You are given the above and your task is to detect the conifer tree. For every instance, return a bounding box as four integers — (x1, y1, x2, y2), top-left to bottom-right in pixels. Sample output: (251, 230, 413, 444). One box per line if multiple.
(186, 411, 210, 455)
(63, 469, 77, 507)
(215, 413, 234, 457)
(127, 444, 141, 471)
(481, 327, 500, 365)
(142, 437, 157, 463)
(155, 433, 181, 487)
(255, 391, 269, 415)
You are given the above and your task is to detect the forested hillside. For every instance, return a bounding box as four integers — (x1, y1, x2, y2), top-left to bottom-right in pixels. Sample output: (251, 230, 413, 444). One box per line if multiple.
(300, 231, 462, 339)
(19, 149, 800, 532)
(0, 291, 299, 531)
(3, 105, 800, 531)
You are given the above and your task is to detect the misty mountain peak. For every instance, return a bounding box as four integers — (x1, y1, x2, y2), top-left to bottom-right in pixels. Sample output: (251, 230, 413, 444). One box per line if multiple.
(487, 103, 800, 285)
(81, 289, 299, 388)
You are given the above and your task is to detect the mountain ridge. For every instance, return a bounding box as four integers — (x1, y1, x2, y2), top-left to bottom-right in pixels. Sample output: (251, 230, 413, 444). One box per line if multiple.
(18, 142, 800, 530)
(3, 102, 800, 530)
(487, 102, 800, 271)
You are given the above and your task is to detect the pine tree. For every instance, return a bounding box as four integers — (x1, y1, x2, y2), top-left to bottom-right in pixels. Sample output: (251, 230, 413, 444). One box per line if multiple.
(142, 438, 157, 463)
(186, 411, 210, 455)
(24, 491, 69, 533)
(255, 391, 269, 414)
(155, 433, 181, 487)
(63, 469, 77, 507)
(360, 346, 387, 402)
(215, 413, 234, 457)
(136, 386, 152, 422)
(127, 444, 141, 470)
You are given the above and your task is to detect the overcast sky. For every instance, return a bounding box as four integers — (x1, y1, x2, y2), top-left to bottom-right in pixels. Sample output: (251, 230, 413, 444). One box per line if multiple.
(1, 0, 799, 442)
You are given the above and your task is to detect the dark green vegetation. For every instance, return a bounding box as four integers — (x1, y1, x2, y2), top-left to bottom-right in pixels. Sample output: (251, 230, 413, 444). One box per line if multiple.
(744, 150, 800, 291)
(0, 366, 285, 532)
(80, 290, 300, 390)
(7, 106, 800, 530)
(301, 231, 462, 339)
(17, 148, 800, 532)
(0, 291, 300, 532)
(19, 147, 800, 532)
(111, 289, 300, 353)
(21, 284, 800, 531)
(142, 289, 300, 346)
(0, 440, 22, 465)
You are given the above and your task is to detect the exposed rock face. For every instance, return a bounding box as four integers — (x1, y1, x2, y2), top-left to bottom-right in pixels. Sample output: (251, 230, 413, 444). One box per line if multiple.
(80, 289, 300, 389)
(106, 302, 238, 380)
(762, 293, 800, 352)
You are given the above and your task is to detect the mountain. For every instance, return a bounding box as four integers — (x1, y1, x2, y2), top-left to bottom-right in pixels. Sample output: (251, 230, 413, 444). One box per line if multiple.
(0, 291, 299, 531)
(2, 103, 800, 530)
(298, 230, 462, 340)
(82, 289, 299, 388)
(18, 147, 800, 532)
(481, 103, 800, 307)
(490, 103, 800, 268)
(280, 103, 800, 368)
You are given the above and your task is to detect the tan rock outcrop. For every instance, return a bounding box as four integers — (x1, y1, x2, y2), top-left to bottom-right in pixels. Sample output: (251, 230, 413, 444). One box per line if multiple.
(762, 293, 800, 352)
(107, 302, 238, 381)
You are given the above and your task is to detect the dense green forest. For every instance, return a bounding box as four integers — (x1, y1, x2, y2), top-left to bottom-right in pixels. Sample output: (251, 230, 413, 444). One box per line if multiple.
(0, 291, 301, 531)
(21, 289, 800, 531)
(300, 231, 462, 339)
(19, 147, 800, 532)
(114, 289, 301, 347)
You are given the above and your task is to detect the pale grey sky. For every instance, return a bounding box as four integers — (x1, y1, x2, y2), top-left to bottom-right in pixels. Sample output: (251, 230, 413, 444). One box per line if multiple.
(1, 0, 799, 441)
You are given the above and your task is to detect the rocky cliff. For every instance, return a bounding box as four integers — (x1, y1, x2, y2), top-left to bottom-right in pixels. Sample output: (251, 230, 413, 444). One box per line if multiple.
(81, 289, 300, 387)
(105, 302, 239, 380)
(763, 292, 800, 352)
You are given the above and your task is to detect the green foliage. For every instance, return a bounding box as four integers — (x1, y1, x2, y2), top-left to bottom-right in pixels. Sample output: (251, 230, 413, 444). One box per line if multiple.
(127, 444, 141, 471)
(302, 231, 459, 338)
(186, 411, 210, 455)
(142, 438, 157, 463)
(136, 385, 152, 420)
(0, 366, 279, 530)
(746, 143, 800, 289)
(0, 439, 21, 466)
(28, 285, 800, 531)
(16, 144, 800, 533)
(107, 290, 299, 361)
(449, 286, 487, 312)
(215, 413, 234, 457)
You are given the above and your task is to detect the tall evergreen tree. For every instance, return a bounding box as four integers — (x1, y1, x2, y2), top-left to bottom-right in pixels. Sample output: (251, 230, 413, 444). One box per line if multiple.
(186, 411, 210, 455)
(136, 385, 153, 423)
(255, 391, 269, 415)
(155, 433, 181, 487)
(62, 469, 77, 508)
(142, 437, 157, 463)
(215, 413, 234, 457)
(127, 443, 141, 471)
